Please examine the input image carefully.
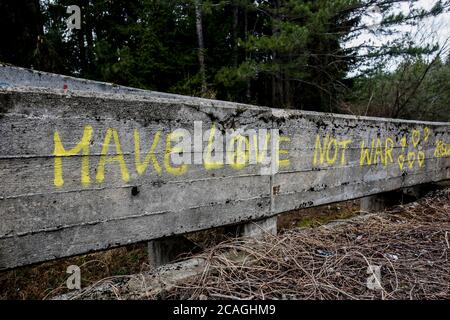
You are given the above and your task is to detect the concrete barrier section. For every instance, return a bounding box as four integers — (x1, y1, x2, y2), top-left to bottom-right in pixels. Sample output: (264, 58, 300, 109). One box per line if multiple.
(1, 65, 449, 270)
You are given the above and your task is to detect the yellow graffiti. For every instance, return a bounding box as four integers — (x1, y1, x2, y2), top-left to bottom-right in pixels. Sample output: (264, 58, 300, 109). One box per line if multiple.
(313, 134, 328, 165)
(400, 136, 407, 149)
(424, 127, 430, 142)
(357, 128, 433, 171)
(374, 138, 386, 166)
(278, 136, 291, 168)
(412, 129, 421, 148)
(434, 140, 450, 158)
(339, 140, 352, 165)
(252, 132, 271, 164)
(53, 125, 440, 188)
(359, 137, 396, 167)
(360, 139, 375, 166)
(396, 127, 433, 170)
(53, 125, 93, 187)
(96, 128, 130, 183)
(407, 152, 416, 169)
(385, 138, 394, 165)
(204, 124, 224, 170)
(164, 131, 189, 175)
(134, 129, 162, 175)
(53, 125, 292, 187)
(326, 137, 338, 164)
(313, 135, 352, 166)
(418, 151, 425, 167)
(227, 134, 249, 170)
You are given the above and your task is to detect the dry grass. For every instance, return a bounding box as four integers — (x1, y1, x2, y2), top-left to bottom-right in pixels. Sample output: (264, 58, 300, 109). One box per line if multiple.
(0, 244, 148, 300)
(278, 200, 360, 230)
(167, 190, 450, 300)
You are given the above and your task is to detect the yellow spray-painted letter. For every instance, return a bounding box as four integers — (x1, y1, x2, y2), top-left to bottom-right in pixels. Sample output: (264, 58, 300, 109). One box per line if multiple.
(134, 129, 162, 175)
(53, 125, 93, 187)
(96, 128, 130, 183)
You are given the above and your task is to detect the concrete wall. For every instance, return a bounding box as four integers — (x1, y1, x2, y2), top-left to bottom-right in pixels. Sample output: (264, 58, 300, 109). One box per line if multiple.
(1, 66, 449, 270)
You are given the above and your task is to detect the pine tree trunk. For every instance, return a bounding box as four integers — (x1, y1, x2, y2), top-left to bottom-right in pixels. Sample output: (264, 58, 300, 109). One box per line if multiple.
(78, 31, 87, 75)
(194, 0, 207, 96)
(271, 0, 281, 108)
(244, 5, 251, 101)
(232, 2, 239, 67)
(0, 0, 43, 68)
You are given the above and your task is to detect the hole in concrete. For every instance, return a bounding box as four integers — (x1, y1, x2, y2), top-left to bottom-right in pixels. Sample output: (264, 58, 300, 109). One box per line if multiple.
(131, 186, 140, 196)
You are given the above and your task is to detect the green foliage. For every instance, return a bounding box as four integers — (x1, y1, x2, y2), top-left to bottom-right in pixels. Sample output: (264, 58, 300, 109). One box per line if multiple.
(347, 57, 450, 121)
(1, 0, 447, 117)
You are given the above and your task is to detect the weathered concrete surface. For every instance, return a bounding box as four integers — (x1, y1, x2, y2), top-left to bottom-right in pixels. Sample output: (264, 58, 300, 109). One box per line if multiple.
(1, 66, 449, 270)
(0, 63, 247, 106)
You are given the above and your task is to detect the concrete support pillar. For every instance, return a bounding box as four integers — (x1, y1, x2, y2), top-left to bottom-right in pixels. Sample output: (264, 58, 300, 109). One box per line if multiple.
(237, 216, 278, 238)
(147, 217, 278, 268)
(361, 184, 436, 213)
(360, 194, 388, 212)
(148, 235, 198, 268)
(403, 184, 432, 199)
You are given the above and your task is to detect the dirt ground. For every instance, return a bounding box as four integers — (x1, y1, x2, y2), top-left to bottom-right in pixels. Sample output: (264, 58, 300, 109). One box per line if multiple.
(1, 188, 449, 300)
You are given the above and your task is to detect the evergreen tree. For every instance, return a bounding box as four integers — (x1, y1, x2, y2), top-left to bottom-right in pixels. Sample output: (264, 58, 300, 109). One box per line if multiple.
(1, 0, 447, 116)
